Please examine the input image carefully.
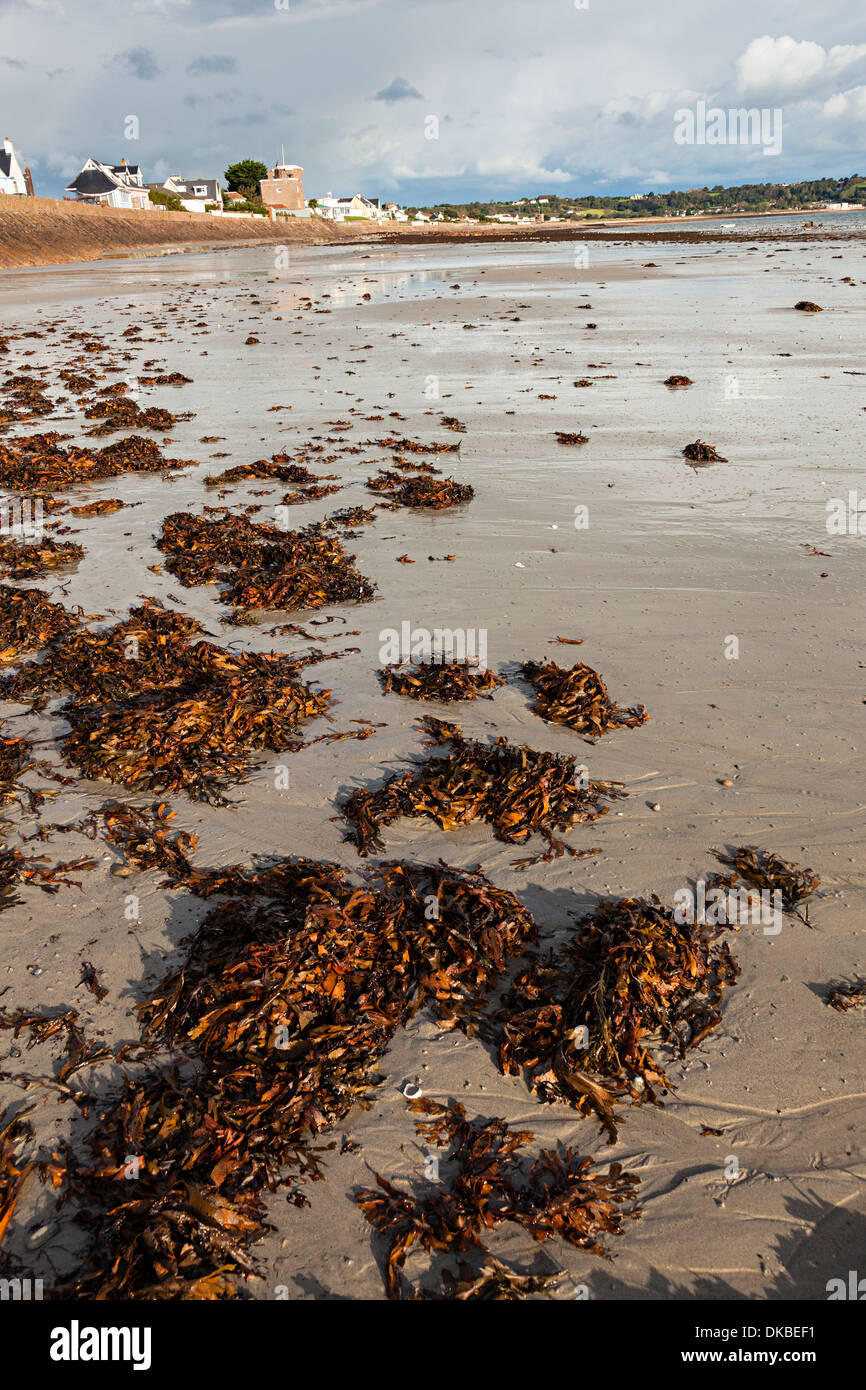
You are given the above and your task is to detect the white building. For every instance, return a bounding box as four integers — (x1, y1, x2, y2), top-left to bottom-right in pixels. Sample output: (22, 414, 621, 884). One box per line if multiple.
(158, 175, 221, 214)
(65, 157, 150, 210)
(0, 138, 28, 195)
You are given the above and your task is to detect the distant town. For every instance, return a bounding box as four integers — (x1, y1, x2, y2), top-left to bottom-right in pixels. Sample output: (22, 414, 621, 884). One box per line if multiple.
(1, 139, 865, 224)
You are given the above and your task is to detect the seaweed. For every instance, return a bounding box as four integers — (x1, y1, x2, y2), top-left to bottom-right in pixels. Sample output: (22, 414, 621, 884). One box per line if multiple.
(356, 1099, 641, 1299)
(378, 661, 505, 702)
(521, 660, 649, 738)
(498, 894, 740, 1141)
(682, 440, 727, 463)
(0, 432, 196, 493)
(827, 980, 866, 1013)
(0, 601, 332, 803)
(55, 857, 536, 1298)
(341, 716, 625, 857)
(156, 511, 376, 619)
(0, 537, 84, 578)
(366, 469, 474, 509)
(0, 584, 80, 664)
(708, 846, 819, 924)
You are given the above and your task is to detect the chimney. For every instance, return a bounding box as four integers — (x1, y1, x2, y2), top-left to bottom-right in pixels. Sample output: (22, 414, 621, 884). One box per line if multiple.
(24, 166, 35, 197)
(3, 137, 12, 156)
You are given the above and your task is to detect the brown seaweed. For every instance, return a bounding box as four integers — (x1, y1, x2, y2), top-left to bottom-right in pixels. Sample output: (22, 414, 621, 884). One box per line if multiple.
(521, 660, 649, 738)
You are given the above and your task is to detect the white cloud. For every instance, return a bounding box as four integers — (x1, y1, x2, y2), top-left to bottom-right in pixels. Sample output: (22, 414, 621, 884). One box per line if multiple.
(736, 34, 866, 100)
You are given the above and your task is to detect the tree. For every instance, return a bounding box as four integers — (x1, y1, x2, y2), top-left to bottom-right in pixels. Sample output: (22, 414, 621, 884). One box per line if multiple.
(224, 159, 268, 201)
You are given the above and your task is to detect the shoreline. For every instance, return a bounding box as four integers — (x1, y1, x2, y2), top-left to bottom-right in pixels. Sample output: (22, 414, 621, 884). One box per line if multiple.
(0, 198, 861, 273)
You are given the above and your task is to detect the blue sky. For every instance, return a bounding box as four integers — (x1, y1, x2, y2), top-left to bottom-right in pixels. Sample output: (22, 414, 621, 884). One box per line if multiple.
(2, 0, 865, 203)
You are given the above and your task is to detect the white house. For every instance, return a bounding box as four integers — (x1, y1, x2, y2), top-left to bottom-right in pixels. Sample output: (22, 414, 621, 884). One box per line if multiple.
(0, 138, 28, 196)
(158, 175, 222, 214)
(65, 157, 150, 210)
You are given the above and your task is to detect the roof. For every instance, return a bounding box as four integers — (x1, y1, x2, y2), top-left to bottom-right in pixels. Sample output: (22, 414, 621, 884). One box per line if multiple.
(0, 151, 12, 178)
(167, 178, 220, 200)
(66, 168, 119, 197)
(65, 158, 143, 196)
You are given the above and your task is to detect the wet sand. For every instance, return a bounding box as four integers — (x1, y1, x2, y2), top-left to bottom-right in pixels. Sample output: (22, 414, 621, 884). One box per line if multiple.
(1, 231, 864, 1299)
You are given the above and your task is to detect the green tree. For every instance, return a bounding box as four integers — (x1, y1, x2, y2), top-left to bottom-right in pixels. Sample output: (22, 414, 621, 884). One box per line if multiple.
(224, 159, 268, 201)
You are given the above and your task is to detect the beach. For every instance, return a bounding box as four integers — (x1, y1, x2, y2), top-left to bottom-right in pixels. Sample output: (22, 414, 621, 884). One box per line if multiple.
(1, 228, 864, 1301)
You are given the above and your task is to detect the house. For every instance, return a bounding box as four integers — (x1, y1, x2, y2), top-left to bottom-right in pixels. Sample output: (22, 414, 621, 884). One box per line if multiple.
(382, 202, 408, 221)
(65, 157, 150, 210)
(224, 191, 246, 204)
(158, 175, 221, 213)
(0, 138, 28, 195)
(310, 192, 381, 221)
(259, 160, 305, 211)
(336, 194, 380, 219)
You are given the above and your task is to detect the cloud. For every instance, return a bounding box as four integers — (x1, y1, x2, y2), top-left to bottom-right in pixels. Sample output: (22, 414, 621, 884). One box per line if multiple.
(117, 46, 162, 81)
(187, 54, 238, 75)
(374, 76, 423, 103)
(736, 35, 866, 100)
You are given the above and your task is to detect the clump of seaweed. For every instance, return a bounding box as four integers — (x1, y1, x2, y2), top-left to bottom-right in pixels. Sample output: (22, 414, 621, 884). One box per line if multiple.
(827, 980, 866, 1013)
(138, 373, 192, 386)
(0, 432, 196, 493)
(204, 456, 337, 489)
(341, 716, 624, 858)
(0, 584, 80, 663)
(84, 400, 188, 436)
(0, 601, 332, 803)
(554, 431, 588, 445)
(521, 660, 648, 739)
(366, 469, 474, 509)
(156, 511, 376, 619)
(379, 661, 505, 703)
(794, 301, 823, 312)
(682, 440, 727, 463)
(55, 857, 537, 1298)
(708, 846, 819, 925)
(0, 537, 84, 578)
(356, 1099, 641, 1299)
(664, 375, 692, 387)
(498, 895, 740, 1141)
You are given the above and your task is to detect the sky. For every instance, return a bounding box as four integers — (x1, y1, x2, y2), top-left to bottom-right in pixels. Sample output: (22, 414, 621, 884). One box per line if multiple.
(2, 0, 865, 204)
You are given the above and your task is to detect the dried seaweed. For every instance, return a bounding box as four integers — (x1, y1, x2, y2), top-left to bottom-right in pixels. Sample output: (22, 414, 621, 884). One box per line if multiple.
(204, 457, 337, 489)
(0, 537, 84, 578)
(56, 857, 536, 1298)
(682, 440, 727, 463)
(1, 601, 332, 803)
(794, 301, 822, 312)
(709, 846, 819, 924)
(356, 1099, 641, 1299)
(366, 469, 474, 509)
(341, 716, 624, 857)
(554, 432, 588, 445)
(498, 895, 740, 1141)
(521, 660, 649, 738)
(84, 400, 189, 435)
(0, 432, 196, 494)
(827, 980, 866, 1013)
(379, 661, 505, 703)
(156, 511, 376, 619)
(664, 375, 692, 387)
(0, 584, 80, 664)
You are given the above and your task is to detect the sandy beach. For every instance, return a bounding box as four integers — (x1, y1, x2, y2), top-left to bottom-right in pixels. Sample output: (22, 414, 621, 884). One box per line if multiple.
(1, 227, 864, 1302)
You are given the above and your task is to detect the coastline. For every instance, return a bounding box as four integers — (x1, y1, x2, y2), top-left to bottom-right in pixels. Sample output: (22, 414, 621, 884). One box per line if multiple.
(1, 198, 861, 273)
